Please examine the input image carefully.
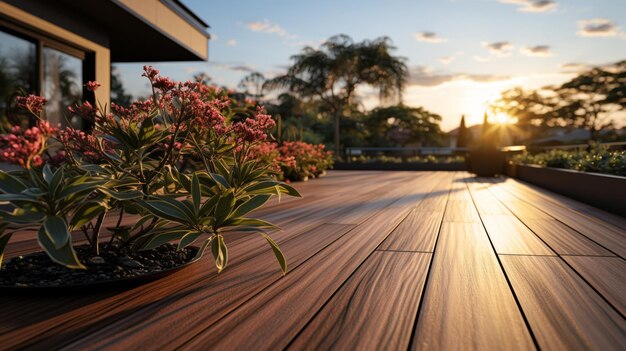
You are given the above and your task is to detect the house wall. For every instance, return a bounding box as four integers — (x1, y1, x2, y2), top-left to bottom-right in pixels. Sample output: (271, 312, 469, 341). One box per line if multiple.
(0, 1, 111, 105)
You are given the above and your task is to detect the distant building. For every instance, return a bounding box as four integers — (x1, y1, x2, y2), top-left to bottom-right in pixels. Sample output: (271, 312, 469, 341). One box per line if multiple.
(0, 0, 210, 127)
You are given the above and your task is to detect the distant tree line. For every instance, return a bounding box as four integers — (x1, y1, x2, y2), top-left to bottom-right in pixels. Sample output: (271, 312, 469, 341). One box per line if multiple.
(490, 60, 626, 142)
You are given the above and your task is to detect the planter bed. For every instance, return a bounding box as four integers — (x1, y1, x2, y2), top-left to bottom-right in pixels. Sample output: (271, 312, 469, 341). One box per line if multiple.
(505, 163, 626, 217)
(334, 162, 467, 171)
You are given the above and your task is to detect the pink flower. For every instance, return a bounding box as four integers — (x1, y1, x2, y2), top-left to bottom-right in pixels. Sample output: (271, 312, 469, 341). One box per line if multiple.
(142, 65, 160, 81)
(15, 95, 48, 115)
(85, 81, 101, 92)
(0, 121, 58, 168)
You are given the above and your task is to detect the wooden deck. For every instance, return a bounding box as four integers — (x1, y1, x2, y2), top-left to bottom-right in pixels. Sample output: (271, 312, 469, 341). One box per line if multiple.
(1, 171, 625, 350)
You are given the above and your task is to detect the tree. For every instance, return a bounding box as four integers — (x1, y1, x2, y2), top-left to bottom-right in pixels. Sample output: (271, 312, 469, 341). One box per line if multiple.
(553, 61, 625, 140)
(110, 65, 133, 106)
(238, 71, 266, 99)
(456, 115, 471, 148)
(364, 105, 445, 147)
(265, 34, 408, 155)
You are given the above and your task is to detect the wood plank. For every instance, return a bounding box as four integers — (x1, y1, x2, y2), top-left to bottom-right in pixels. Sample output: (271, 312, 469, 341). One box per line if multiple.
(481, 215, 554, 256)
(378, 210, 443, 252)
(522, 219, 613, 256)
(60, 173, 442, 350)
(507, 177, 626, 230)
(465, 180, 509, 215)
(496, 180, 626, 258)
(562, 256, 626, 316)
(412, 223, 534, 350)
(289, 251, 431, 350)
(501, 256, 626, 350)
(442, 200, 481, 222)
(177, 174, 450, 350)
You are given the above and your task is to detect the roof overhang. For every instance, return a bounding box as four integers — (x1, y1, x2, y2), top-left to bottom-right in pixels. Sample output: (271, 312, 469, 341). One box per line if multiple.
(61, 0, 210, 62)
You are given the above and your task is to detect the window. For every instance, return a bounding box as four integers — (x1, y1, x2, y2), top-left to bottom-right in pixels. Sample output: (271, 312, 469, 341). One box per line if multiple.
(0, 29, 37, 127)
(0, 22, 93, 129)
(43, 47, 83, 128)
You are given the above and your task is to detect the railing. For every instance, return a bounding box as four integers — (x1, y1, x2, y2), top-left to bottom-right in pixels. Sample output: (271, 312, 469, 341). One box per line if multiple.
(344, 147, 468, 161)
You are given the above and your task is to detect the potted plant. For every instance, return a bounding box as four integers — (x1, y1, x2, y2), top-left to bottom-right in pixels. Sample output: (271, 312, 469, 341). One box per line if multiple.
(469, 113, 503, 176)
(0, 67, 300, 289)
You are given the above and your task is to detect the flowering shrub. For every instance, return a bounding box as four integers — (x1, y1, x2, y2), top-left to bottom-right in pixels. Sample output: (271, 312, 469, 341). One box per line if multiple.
(0, 66, 300, 274)
(252, 141, 333, 181)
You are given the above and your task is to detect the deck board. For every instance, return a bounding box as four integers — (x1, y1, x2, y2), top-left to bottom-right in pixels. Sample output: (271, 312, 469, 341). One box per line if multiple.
(1, 171, 625, 350)
(501, 255, 626, 350)
(412, 222, 534, 350)
(289, 251, 431, 350)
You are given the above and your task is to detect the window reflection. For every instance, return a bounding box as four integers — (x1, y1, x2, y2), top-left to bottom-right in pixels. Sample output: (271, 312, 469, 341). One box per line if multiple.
(43, 47, 83, 128)
(0, 30, 37, 128)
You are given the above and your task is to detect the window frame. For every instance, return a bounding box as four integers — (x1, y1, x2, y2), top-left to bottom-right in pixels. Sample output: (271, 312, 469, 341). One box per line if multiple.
(0, 17, 95, 127)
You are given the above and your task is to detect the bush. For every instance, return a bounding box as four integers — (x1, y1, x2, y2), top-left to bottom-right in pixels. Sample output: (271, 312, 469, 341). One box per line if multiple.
(252, 141, 333, 181)
(513, 146, 626, 176)
(0, 66, 300, 274)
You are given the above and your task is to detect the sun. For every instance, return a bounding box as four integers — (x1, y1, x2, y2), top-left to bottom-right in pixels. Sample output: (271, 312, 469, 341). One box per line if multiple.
(492, 112, 518, 125)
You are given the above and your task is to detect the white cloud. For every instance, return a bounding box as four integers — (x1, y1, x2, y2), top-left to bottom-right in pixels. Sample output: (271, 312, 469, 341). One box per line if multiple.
(577, 18, 621, 37)
(227, 39, 237, 46)
(558, 62, 591, 73)
(482, 41, 514, 57)
(440, 56, 455, 64)
(408, 66, 510, 87)
(414, 31, 447, 43)
(499, 0, 558, 13)
(245, 19, 296, 39)
(474, 55, 491, 63)
(520, 45, 553, 57)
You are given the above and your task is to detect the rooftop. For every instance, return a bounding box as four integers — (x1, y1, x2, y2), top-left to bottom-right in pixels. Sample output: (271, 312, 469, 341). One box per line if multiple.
(1, 171, 625, 349)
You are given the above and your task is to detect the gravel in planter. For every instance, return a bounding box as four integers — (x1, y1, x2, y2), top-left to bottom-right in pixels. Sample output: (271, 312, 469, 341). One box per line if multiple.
(0, 243, 196, 288)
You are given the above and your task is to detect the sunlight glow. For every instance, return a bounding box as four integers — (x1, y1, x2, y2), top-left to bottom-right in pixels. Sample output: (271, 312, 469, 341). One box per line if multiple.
(491, 112, 518, 125)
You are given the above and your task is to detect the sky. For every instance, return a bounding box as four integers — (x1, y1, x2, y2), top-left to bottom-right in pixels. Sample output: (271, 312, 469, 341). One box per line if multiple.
(115, 0, 626, 131)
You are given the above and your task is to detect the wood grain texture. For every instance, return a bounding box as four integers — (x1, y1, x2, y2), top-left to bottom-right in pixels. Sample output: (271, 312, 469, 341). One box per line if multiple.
(378, 210, 443, 252)
(501, 256, 626, 350)
(412, 222, 534, 350)
(563, 256, 626, 316)
(522, 219, 613, 256)
(442, 200, 481, 222)
(481, 214, 554, 256)
(178, 174, 449, 350)
(289, 251, 431, 350)
(2, 171, 625, 350)
(497, 180, 626, 258)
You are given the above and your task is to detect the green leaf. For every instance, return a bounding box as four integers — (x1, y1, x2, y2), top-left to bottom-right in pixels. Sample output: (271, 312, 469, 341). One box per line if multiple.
(224, 217, 278, 229)
(0, 171, 27, 193)
(212, 234, 228, 273)
(43, 216, 71, 249)
(209, 172, 230, 189)
(214, 192, 235, 225)
(49, 167, 65, 194)
(178, 231, 202, 250)
(37, 226, 85, 269)
(140, 230, 190, 251)
(198, 194, 220, 217)
(70, 201, 106, 229)
(261, 233, 287, 275)
(231, 195, 271, 219)
(99, 188, 144, 201)
(139, 200, 192, 224)
(191, 173, 201, 213)
(194, 236, 214, 259)
(0, 232, 12, 269)
(42, 164, 54, 184)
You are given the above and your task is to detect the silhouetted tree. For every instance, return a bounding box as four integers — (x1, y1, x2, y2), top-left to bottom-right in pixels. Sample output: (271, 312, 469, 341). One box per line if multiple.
(238, 71, 266, 99)
(265, 34, 408, 155)
(110, 65, 133, 106)
(364, 105, 445, 147)
(456, 115, 471, 148)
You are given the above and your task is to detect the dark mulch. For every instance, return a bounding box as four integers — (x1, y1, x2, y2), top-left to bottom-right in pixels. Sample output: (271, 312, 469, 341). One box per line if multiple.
(0, 243, 197, 288)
